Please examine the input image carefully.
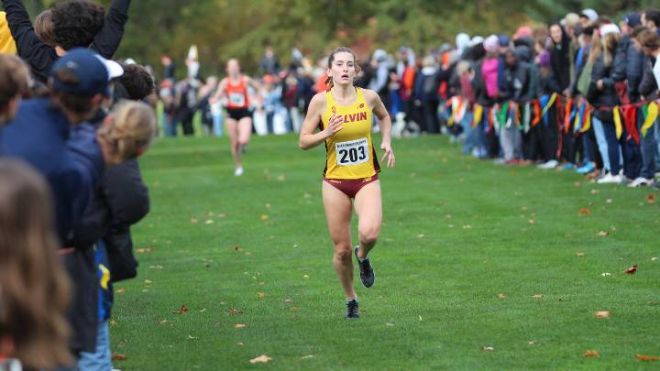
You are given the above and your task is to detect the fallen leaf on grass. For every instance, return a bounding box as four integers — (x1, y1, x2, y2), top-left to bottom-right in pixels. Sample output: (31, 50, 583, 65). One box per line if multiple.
(528, 340, 536, 345)
(301, 355, 315, 360)
(385, 322, 395, 327)
(417, 233, 425, 238)
(144, 279, 152, 285)
(528, 219, 536, 225)
(601, 272, 612, 277)
(482, 346, 495, 352)
(111, 353, 127, 361)
(636, 354, 660, 361)
(598, 231, 609, 237)
(532, 294, 543, 299)
(624, 264, 638, 274)
(249, 355, 272, 364)
(606, 199, 613, 204)
(590, 189, 599, 194)
(583, 350, 599, 358)
(159, 319, 168, 325)
(646, 194, 656, 204)
(190, 218, 198, 224)
(234, 323, 246, 328)
(498, 293, 507, 299)
(462, 225, 472, 229)
(176, 305, 189, 314)
(110, 319, 118, 326)
(578, 208, 591, 216)
(652, 257, 658, 261)
(260, 214, 269, 221)
(136, 247, 153, 254)
(276, 174, 286, 181)
(228, 308, 241, 316)
(576, 252, 585, 257)
(115, 288, 126, 294)
(257, 292, 266, 299)
(594, 311, 610, 319)
(187, 335, 198, 340)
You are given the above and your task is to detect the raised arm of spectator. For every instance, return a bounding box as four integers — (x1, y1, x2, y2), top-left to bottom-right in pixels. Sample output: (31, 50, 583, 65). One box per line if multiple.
(90, 0, 131, 58)
(2, 0, 56, 82)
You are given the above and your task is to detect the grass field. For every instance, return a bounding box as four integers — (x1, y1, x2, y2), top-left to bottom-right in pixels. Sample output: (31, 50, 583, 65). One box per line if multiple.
(111, 133, 659, 370)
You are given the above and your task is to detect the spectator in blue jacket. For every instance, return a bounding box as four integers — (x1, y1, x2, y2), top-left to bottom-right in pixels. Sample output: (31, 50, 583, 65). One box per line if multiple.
(0, 48, 122, 245)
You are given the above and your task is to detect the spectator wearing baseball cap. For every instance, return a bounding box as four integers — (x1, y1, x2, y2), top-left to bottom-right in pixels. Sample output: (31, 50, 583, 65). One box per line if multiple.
(0, 47, 121, 244)
(617, 13, 645, 103)
(580, 8, 599, 27)
(624, 12, 642, 30)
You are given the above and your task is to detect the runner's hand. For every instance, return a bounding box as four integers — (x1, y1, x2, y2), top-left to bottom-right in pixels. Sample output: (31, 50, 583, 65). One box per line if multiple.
(324, 113, 343, 138)
(380, 142, 395, 168)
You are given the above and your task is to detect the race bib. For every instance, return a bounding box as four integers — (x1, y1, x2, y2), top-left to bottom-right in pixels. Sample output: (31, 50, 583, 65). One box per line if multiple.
(335, 138, 369, 166)
(229, 92, 245, 106)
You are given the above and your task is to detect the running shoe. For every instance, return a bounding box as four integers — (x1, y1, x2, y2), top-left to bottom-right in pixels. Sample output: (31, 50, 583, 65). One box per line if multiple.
(234, 166, 244, 176)
(345, 299, 360, 319)
(354, 246, 375, 288)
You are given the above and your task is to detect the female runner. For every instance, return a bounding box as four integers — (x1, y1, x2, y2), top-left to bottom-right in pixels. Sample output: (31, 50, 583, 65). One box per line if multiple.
(299, 47, 395, 318)
(210, 59, 261, 176)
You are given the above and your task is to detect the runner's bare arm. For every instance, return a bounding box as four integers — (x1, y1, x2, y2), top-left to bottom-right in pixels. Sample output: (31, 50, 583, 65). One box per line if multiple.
(246, 76, 263, 92)
(299, 93, 343, 150)
(365, 89, 395, 167)
(209, 79, 227, 104)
